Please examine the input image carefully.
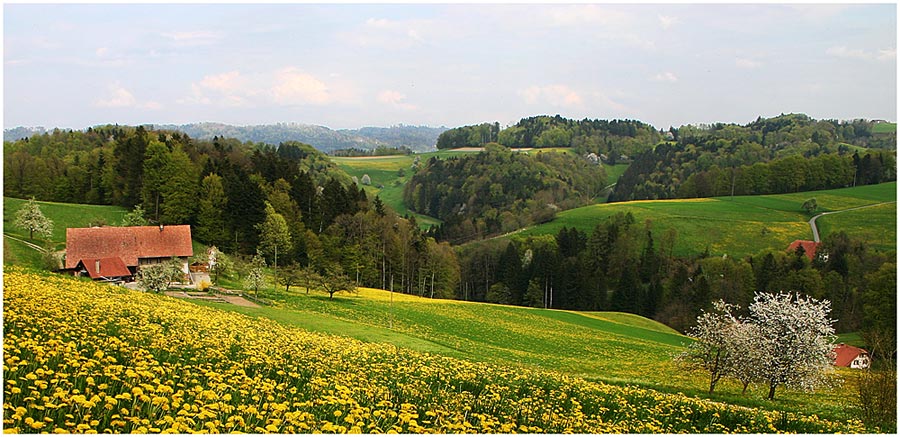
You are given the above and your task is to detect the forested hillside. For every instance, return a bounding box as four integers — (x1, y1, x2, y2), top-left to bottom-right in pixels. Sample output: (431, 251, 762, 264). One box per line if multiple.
(3, 116, 896, 340)
(6, 123, 447, 153)
(610, 114, 896, 202)
(404, 144, 606, 243)
(456, 212, 895, 336)
(4, 125, 460, 297)
(436, 115, 660, 163)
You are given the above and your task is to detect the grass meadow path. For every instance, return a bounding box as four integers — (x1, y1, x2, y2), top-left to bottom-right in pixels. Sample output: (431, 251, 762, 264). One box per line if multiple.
(808, 201, 897, 242)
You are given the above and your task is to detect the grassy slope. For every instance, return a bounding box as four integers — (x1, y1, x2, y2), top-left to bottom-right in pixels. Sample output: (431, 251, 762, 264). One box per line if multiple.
(512, 182, 896, 258)
(872, 122, 897, 134)
(333, 150, 483, 228)
(4, 197, 129, 245)
(2, 193, 875, 423)
(194, 283, 860, 423)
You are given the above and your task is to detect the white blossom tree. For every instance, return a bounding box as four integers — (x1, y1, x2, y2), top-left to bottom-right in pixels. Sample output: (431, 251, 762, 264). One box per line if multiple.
(677, 300, 742, 394)
(244, 254, 267, 298)
(748, 291, 837, 400)
(15, 198, 53, 240)
(138, 263, 175, 293)
(727, 320, 768, 395)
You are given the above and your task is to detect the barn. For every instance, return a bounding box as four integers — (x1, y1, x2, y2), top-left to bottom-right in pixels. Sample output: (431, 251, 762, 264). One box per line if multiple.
(64, 225, 193, 283)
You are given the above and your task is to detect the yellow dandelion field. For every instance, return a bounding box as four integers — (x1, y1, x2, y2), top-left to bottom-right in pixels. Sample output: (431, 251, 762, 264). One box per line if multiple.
(3, 268, 866, 433)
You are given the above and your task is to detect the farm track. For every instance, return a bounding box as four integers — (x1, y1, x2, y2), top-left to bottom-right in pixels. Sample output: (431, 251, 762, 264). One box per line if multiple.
(808, 201, 897, 242)
(3, 233, 46, 253)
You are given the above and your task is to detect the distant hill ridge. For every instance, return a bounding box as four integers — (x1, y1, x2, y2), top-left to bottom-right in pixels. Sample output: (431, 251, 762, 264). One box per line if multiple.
(4, 122, 448, 154)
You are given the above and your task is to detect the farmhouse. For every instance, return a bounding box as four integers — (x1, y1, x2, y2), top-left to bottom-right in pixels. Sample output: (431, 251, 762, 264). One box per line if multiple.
(787, 240, 820, 261)
(832, 343, 871, 369)
(64, 225, 193, 282)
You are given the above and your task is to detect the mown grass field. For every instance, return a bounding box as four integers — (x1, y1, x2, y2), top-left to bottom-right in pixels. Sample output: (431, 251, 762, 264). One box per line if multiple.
(511, 182, 896, 258)
(3, 268, 872, 433)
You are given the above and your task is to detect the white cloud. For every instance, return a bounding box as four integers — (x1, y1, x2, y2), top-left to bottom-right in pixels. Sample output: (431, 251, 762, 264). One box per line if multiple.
(827, 45, 896, 61)
(519, 84, 583, 107)
(179, 71, 249, 106)
(160, 30, 222, 46)
(94, 83, 136, 108)
(94, 83, 161, 109)
(271, 67, 332, 105)
(342, 17, 439, 49)
(95, 47, 109, 57)
(658, 14, 679, 30)
(199, 71, 245, 94)
(377, 90, 417, 111)
(736, 58, 763, 68)
(653, 72, 678, 82)
(142, 101, 163, 110)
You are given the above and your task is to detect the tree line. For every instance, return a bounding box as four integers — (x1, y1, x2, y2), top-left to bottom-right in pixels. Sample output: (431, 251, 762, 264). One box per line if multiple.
(404, 144, 606, 244)
(611, 114, 896, 202)
(4, 125, 462, 299)
(455, 213, 895, 343)
(435, 115, 660, 163)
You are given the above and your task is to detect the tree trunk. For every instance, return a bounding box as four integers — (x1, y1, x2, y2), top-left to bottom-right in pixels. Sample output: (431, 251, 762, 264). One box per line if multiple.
(767, 383, 777, 400)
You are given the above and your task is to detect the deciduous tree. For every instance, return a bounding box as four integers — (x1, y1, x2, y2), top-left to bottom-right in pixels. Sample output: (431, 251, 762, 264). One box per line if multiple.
(244, 254, 267, 298)
(15, 197, 53, 240)
(748, 291, 836, 400)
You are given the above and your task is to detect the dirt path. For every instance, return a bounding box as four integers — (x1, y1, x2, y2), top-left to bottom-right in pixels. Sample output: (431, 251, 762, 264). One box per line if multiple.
(808, 201, 896, 242)
(164, 290, 261, 308)
(4, 233, 47, 252)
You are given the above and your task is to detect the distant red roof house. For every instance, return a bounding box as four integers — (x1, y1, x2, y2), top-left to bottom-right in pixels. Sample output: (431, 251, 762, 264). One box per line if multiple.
(65, 225, 193, 281)
(833, 343, 871, 369)
(787, 240, 820, 261)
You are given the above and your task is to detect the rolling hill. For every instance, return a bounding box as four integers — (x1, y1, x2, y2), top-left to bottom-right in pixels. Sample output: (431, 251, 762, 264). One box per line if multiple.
(503, 182, 896, 258)
(3, 267, 870, 432)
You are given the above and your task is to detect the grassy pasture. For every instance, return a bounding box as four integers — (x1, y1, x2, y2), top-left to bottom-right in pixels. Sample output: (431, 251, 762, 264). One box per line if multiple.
(872, 122, 897, 134)
(3, 197, 129, 244)
(511, 182, 896, 258)
(603, 163, 630, 185)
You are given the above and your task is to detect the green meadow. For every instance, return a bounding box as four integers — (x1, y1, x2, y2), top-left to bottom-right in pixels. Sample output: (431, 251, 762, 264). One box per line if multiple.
(511, 182, 896, 258)
(3, 197, 129, 252)
(193, 281, 863, 425)
(872, 122, 897, 134)
(333, 150, 485, 227)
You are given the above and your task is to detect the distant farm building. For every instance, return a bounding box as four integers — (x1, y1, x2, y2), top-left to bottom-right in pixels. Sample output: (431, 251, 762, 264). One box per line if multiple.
(787, 240, 821, 261)
(63, 225, 193, 283)
(832, 343, 871, 369)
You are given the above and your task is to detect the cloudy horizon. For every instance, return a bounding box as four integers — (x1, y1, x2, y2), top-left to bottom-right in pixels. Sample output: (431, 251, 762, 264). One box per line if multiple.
(4, 3, 897, 131)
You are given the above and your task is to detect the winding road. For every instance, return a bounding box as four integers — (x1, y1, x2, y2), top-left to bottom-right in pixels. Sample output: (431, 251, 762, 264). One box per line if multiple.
(807, 201, 896, 242)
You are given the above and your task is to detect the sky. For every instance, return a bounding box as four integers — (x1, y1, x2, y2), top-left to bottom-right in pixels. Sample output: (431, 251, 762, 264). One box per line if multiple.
(3, 3, 897, 131)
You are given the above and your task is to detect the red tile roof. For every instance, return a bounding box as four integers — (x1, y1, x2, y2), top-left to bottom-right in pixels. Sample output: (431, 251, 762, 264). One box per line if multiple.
(65, 225, 193, 269)
(833, 343, 869, 367)
(787, 240, 820, 261)
(77, 257, 132, 279)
